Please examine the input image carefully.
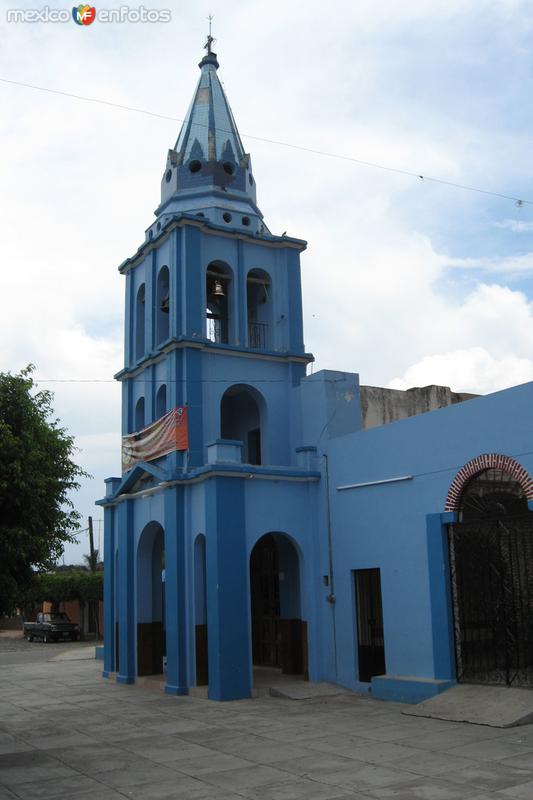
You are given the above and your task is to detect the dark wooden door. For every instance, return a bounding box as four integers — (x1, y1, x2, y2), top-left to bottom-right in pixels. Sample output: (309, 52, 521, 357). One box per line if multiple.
(251, 535, 280, 667)
(355, 568, 386, 682)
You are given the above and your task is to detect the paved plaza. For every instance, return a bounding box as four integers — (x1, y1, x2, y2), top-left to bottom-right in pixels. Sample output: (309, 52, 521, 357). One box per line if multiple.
(2, 639, 533, 799)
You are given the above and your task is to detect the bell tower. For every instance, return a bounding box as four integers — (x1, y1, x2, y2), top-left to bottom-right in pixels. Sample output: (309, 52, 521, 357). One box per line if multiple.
(99, 40, 326, 702)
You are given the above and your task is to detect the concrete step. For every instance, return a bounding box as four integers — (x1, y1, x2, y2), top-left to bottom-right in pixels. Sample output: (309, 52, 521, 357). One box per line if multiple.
(403, 684, 533, 728)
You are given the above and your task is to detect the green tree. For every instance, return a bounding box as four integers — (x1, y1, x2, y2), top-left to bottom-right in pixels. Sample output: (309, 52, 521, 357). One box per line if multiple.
(0, 366, 87, 616)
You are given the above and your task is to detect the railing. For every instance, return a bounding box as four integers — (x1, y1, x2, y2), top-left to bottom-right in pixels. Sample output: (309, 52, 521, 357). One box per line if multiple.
(206, 317, 268, 349)
(248, 322, 268, 350)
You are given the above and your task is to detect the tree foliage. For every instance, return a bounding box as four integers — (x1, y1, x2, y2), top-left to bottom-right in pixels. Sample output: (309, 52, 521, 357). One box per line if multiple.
(23, 571, 103, 609)
(0, 366, 87, 615)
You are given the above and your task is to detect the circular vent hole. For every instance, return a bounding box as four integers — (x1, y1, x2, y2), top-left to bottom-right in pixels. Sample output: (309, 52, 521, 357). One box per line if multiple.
(242, 216, 251, 226)
(223, 162, 235, 175)
(165, 169, 172, 183)
(189, 160, 202, 173)
(223, 212, 232, 223)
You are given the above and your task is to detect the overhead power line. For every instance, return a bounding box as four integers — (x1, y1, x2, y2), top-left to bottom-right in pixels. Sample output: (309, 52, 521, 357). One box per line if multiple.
(1, 76, 531, 207)
(33, 377, 335, 384)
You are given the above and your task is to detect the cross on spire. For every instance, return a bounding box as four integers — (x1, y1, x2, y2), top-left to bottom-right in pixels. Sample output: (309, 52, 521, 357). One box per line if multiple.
(205, 14, 215, 54)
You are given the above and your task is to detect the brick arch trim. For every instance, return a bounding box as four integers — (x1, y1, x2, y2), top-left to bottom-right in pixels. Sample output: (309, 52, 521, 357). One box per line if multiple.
(445, 453, 533, 512)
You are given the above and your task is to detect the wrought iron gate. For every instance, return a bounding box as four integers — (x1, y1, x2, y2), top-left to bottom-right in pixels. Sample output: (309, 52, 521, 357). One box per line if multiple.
(449, 514, 533, 687)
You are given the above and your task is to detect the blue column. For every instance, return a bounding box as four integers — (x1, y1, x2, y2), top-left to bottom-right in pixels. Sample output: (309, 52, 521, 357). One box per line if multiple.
(183, 226, 203, 338)
(236, 239, 246, 347)
(184, 348, 203, 468)
(117, 499, 135, 684)
(163, 486, 188, 695)
(426, 512, 456, 681)
(102, 504, 116, 677)
(171, 228, 182, 338)
(286, 248, 305, 353)
(205, 477, 251, 700)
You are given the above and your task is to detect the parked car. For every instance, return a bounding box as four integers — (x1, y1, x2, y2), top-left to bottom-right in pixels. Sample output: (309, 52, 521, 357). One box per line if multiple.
(24, 612, 80, 643)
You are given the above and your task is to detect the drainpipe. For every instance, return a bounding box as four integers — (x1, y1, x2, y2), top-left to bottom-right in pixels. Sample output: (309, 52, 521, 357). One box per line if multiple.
(322, 453, 338, 681)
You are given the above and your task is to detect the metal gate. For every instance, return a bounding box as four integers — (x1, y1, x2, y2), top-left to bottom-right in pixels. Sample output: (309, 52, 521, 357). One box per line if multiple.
(449, 514, 533, 687)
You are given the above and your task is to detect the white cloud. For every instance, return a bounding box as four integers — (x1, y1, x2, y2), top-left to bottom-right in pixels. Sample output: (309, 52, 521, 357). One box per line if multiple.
(388, 347, 533, 394)
(494, 219, 533, 232)
(445, 253, 533, 273)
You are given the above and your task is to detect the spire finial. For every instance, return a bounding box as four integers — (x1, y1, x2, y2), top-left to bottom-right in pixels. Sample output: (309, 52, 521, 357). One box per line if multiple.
(205, 14, 215, 55)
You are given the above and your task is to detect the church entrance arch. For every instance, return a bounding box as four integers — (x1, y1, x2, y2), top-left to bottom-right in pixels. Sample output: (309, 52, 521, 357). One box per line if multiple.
(249, 533, 308, 677)
(448, 466, 533, 687)
(136, 522, 165, 677)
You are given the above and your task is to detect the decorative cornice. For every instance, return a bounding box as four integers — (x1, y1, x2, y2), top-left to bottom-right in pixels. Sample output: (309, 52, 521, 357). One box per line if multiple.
(118, 214, 307, 275)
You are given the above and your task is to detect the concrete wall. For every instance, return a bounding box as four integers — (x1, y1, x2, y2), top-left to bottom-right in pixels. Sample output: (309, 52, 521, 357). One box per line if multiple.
(360, 384, 477, 430)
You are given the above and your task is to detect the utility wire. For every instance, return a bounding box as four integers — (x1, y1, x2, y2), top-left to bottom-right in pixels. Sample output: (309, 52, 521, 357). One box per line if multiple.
(32, 377, 338, 384)
(1, 76, 531, 207)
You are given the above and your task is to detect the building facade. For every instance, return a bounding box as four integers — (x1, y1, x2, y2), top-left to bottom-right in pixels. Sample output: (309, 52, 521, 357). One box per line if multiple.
(98, 44, 533, 703)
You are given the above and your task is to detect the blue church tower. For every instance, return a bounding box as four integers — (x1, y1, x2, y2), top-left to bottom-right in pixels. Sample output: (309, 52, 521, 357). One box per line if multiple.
(98, 40, 359, 701)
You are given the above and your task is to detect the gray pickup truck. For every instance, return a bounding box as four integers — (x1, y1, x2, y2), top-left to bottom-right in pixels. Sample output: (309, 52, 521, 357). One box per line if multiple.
(24, 612, 80, 643)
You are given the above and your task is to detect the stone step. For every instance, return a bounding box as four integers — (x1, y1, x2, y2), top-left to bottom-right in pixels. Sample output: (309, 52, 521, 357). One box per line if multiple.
(403, 684, 533, 728)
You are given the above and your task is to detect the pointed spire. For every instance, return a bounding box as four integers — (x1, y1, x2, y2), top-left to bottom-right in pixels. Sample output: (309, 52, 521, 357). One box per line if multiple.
(157, 36, 267, 233)
(174, 39, 245, 166)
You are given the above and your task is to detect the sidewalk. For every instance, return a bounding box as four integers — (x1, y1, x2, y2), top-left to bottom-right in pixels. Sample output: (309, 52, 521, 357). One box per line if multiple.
(2, 654, 533, 799)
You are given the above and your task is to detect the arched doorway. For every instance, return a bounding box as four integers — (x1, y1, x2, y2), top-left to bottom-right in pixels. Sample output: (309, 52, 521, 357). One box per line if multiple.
(448, 468, 533, 687)
(136, 522, 165, 676)
(250, 533, 307, 677)
(221, 385, 263, 465)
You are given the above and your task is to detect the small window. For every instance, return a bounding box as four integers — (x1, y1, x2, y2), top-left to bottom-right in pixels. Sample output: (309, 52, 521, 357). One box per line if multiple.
(156, 266, 170, 344)
(165, 169, 172, 183)
(248, 174, 254, 186)
(135, 284, 146, 360)
(242, 216, 250, 226)
(189, 160, 202, 173)
(135, 397, 145, 432)
(156, 384, 167, 419)
(223, 212, 232, 224)
(223, 162, 235, 175)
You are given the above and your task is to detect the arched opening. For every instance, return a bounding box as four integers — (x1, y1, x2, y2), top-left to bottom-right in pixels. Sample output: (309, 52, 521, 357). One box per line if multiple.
(136, 522, 165, 677)
(449, 467, 533, 687)
(194, 534, 208, 686)
(221, 385, 263, 465)
(247, 268, 272, 350)
(249, 533, 307, 679)
(156, 384, 167, 420)
(134, 397, 145, 432)
(156, 266, 170, 344)
(135, 284, 146, 360)
(206, 262, 231, 344)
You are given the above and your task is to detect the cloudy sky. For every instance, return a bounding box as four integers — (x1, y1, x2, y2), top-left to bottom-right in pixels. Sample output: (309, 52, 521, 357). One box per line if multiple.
(1, 0, 533, 562)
